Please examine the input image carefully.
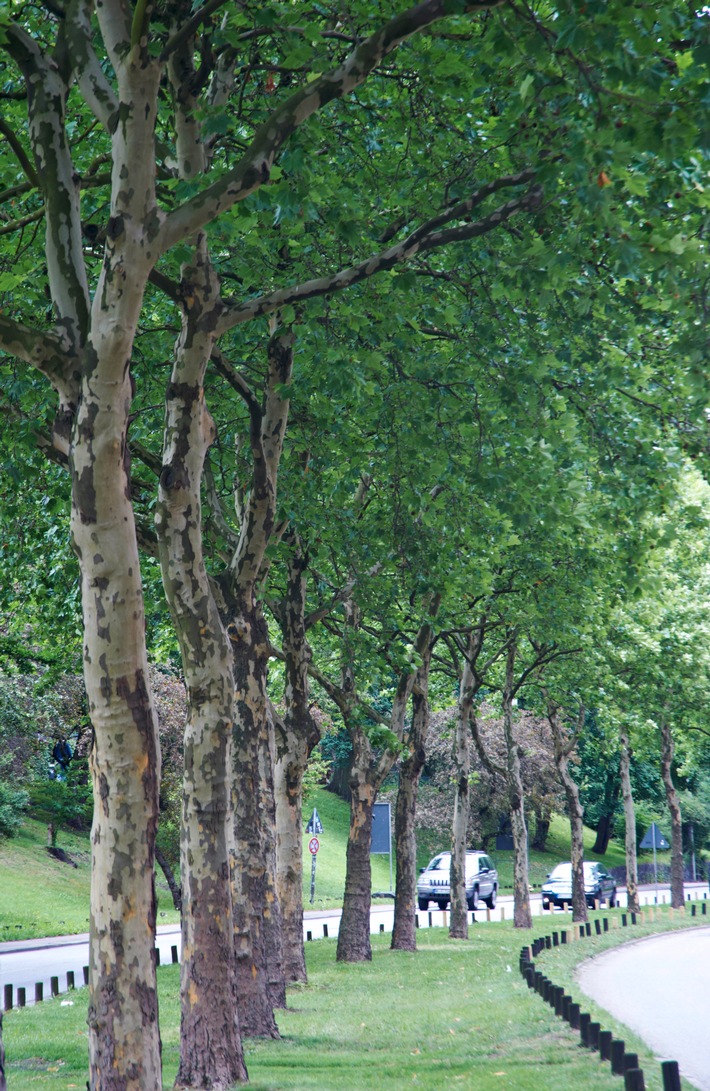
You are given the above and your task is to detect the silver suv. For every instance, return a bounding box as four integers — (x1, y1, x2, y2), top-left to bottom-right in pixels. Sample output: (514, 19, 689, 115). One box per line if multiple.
(417, 850, 498, 911)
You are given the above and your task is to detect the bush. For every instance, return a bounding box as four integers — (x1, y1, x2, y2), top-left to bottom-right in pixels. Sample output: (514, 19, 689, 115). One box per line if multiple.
(0, 777, 29, 839)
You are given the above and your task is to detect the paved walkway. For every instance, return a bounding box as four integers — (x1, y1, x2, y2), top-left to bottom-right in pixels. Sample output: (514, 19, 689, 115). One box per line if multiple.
(577, 927, 710, 1091)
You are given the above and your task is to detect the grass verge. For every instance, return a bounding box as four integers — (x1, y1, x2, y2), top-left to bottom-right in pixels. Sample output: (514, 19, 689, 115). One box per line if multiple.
(3, 905, 705, 1090)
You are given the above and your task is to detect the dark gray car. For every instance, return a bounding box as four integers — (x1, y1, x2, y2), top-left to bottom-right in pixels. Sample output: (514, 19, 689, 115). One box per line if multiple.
(541, 861, 617, 909)
(417, 850, 498, 911)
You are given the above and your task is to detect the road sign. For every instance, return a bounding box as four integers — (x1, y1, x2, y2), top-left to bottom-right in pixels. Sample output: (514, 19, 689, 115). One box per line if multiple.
(306, 808, 323, 834)
(640, 823, 669, 850)
(308, 836, 320, 856)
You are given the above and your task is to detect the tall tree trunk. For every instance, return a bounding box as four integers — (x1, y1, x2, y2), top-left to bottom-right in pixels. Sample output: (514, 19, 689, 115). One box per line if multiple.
(503, 644, 532, 929)
(391, 623, 435, 952)
(450, 630, 478, 940)
(531, 813, 550, 853)
(547, 701, 587, 924)
(336, 747, 377, 963)
(274, 539, 321, 984)
(335, 603, 415, 962)
(660, 720, 684, 908)
(0, 1011, 6, 1091)
(592, 773, 620, 854)
(229, 597, 281, 1038)
(156, 233, 246, 1085)
(619, 726, 640, 914)
(69, 47, 165, 1086)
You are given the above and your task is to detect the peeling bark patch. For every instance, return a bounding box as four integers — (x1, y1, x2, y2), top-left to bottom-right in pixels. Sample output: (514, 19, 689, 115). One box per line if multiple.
(99, 772, 110, 816)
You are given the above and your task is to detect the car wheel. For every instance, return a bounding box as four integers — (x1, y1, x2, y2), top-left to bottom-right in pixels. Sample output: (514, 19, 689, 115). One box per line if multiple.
(417, 897, 429, 911)
(467, 886, 480, 911)
(436, 899, 448, 911)
(608, 889, 617, 908)
(485, 885, 497, 910)
(542, 897, 550, 910)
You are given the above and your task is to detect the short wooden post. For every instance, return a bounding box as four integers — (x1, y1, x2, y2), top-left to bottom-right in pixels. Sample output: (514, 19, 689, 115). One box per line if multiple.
(500, 905, 505, 920)
(625, 1069, 645, 1090)
(67, 971, 75, 990)
(599, 1029, 612, 1061)
(171, 945, 179, 964)
(661, 1060, 681, 1091)
(17, 988, 26, 1008)
(50, 976, 59, 997)
(594, 919, 601, 935)
(569, 1002, 580, 1030)
(83, 966, 89, 985)
(323, 924, 328, 938)
(2, 986, 11, 1012)
(624, 1052, 639, 1072)
(0, 1010, 6, 1091)
(154, 947, 160, 966)
(611, 1040, 626, 1075)
(35, 982, 44, 1004)
(622, 913, 628, 927)
(589, 1022, 600, 1050)
(306, 930, 312, 941)
(579, 1012, 591, 1046)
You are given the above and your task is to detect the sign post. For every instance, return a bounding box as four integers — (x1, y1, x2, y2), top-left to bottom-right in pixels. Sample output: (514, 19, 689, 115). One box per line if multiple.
(308, 836, 320, 904)
(306, 809, 323, 904)
(370, 801, 393, 894)
(640, 822, 670, 904)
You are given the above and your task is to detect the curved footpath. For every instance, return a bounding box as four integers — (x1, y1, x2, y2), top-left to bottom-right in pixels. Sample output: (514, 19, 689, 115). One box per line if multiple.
(577, 927, 710, 1091)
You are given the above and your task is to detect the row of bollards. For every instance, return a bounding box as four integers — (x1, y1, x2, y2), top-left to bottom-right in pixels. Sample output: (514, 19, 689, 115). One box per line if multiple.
(520, 925, 684, 1091)
(2, 944, 181, 1011)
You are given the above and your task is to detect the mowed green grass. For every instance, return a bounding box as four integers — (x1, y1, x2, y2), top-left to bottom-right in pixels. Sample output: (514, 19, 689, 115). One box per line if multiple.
(5, 908, 705, 1091)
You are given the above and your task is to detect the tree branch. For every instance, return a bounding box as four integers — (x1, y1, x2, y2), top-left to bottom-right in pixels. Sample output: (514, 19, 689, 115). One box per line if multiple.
(156, 0, 503, 253)
(216, 176, 541, 333)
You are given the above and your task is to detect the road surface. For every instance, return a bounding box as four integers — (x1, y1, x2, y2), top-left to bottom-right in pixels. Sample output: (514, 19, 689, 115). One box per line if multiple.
(577, 927, 710, 1091)
(2, 883, 707, 1007)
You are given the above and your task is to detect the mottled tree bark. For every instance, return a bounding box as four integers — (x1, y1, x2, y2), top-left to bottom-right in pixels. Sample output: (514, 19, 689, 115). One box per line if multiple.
(156, 236, 246, 1085)
(0, 1011, 6, 1091)
(228, 598, 281, 1037)
(274, 540, 321, 983)
(503, 644, 532, 929)
(391, 617, 435, 952)
(547, 701, 587, 924)
(660, 720, 685, 908)
(619, 725, 640, 914)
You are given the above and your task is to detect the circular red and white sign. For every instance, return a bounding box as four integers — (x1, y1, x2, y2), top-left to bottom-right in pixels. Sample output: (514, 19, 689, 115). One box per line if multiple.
(308, 836, 320, 855)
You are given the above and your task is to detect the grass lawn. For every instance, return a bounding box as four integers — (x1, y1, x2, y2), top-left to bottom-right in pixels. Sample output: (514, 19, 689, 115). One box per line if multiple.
(3, 905, 705, 1090)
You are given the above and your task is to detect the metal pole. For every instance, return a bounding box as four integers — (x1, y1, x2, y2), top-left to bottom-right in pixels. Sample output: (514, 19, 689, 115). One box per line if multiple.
(653, 833, 658, 904)
(310, 854, 316, 904)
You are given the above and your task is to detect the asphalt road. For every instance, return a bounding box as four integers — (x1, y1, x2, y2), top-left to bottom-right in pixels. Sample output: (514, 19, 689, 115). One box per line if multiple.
(2, 883, 707, 1007)
(577, 927, 710, 1091)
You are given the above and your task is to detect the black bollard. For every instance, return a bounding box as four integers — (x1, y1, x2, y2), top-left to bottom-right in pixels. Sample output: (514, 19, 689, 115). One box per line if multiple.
(611, 1040, 626, 1075)
(67, 971, 75, 990)
(625, 1069, 646, 1091)
(17, 988, 25, 1009)
(171, 945, 179, 964)
(595, 919, 602, 935)
(661, 1060, 681, 1091)
(569, 1002, 580, 1030)
(51, 976, 59, 997)
(622, 913, 628, 927)
(579, 1012, 591, 1046)
(35, 982, 43, 1004)
(83, 966, 89, 985)
(306, 930, 312, 942)
(624, 1053, 639, 1072)
(553, 931, 559, 947)
(585, 922, 592, 937)
(562, 995, 571, 1022)
(323, 924, 328, 938)
(603, 917, 609, 932)
(589, 1022, 600, 1051)
(599, 1030, 612, 1061)
(2, 986, 10, 1012)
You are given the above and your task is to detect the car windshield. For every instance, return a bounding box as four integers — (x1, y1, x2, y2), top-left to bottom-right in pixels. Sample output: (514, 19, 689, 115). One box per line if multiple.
(549, 862, 600, 881)
(427, 855, 451, 871)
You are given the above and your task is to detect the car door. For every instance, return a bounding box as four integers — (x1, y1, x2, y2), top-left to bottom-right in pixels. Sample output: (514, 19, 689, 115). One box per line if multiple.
(477, 855, 493, 899)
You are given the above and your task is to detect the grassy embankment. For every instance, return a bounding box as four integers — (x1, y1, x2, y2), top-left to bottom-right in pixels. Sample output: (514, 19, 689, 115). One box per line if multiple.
(0, 787, 632, 938)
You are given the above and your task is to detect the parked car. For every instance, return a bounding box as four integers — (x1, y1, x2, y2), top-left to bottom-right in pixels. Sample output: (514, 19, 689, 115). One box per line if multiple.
(417, 850, 498, 911)
(540, 861, 617, 910)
